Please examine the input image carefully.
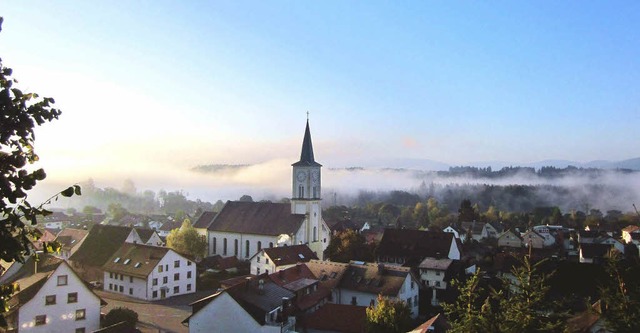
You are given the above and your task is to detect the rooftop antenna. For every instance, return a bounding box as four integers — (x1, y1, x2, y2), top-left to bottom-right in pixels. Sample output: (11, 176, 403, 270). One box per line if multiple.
(633, 204, 640, 218)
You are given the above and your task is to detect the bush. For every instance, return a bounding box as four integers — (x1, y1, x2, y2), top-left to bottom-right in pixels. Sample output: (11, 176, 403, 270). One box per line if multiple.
(104, 307, 138, 329)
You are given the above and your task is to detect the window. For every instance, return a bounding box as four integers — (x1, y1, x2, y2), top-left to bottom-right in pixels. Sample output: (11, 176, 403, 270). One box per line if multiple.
(351, 296, 357, 305)
(120, 275, 124, 281)
(129, 276, 133, 283)
(76, 328, 86, 333)
(266, 269, 269, 274)
(298, 185, 304, 198)
(57, 275, 68, 286)
(407, 297, 412, 307)
(245, 240, 250, 258)
(68, 292, 78, 303)
(109, 283, 113, 290)
(257, 267, 260, 275)
(414, 295, 418, 306)
(123, 259, 131, 265)
(187, 261, 192, 266)
(129, 288, 133, 295)
(257, 256, 261, 263)
(223, 238, 228, 255)
(313, 226, 317, 241)
(119, 285, 124, 293)
(152, 278, 158, 286)
(266, 258, 269, 264)
(435, 281, 441, 287)
(173, 286, 179, 294)
(75, 309, 86, 321)
(233, 239, 238, 256)
(174, 273, 180, 281)
(45, 295, 56, 305)
(35, 315, 46, 326)
(152, 290, 158, 298)
(165, 264, 168, 271)
(435, 271, 441, 276)
(213, 237, 217, 254)
(411, 281, 415, 289)
(163, 276, 168, 284)
(174, 260, 180, 268)
(257, 241, 262, 252)
(313, 186, 317, 198)
(187, 284, 192, 291)
(114, 257, 120, 263)
(109, 272, 113, 278)
(269, 242, 273, 248)
(158, 265, 164, 273)
(187, 271, 192, 279)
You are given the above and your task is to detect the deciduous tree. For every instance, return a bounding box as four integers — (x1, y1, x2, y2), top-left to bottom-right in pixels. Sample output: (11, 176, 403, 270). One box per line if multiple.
(166, 219, 207, 259)
(324, 229, 373, 263)
(366, 294, 413, 333)
(0, 17, 80, 327)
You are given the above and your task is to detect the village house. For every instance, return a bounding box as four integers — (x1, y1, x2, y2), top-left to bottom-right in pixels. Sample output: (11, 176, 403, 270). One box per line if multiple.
(183, 275, 296, 332)
(521, 230, 546, 249)
(497, 229, 524, 248)
(54, 228, 89, 260)
(268, 263, 326, 314)
(1, 255, 105, 333)
(134, 228, 164, 246)
(418, 257, 453, 306)
(250, 244, 317, 275)
(101, 243, 196, 300)
(377, 228, 461, 266)
(443, 225, 466, 243)
(69, 224, 148, 282)
(336, 261, 420, 318)
(622, 225, 640, 244)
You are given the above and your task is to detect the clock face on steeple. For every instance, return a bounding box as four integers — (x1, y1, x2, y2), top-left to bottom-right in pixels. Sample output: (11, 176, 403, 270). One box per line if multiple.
(296, 170, 307, 182)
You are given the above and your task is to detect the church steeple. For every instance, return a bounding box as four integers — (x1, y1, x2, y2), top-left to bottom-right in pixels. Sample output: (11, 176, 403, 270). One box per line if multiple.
(292, 119, 322, 167)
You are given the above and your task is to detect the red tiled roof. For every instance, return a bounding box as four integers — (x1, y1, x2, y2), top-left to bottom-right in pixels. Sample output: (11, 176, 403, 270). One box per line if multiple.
(262, 244, 318, 267)
(301, 303, 367, 333)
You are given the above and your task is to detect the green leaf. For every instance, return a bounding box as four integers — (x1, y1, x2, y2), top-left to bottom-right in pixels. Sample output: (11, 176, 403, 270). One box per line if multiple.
(61, 186, 74, 197)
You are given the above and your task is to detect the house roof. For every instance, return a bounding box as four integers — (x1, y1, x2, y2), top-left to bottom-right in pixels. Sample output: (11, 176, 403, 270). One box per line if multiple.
(461, 221, 485, 234)
(522, 229, 545, 240)
(2, 254, 63, 284)
(193, 211, 218, 229)
(566, 300, 603, 333)
(408, 313, 450, 333)
(377, 229, 455, 265)
(622, 225, 640, 233)
(305, 260, 349, 291)
(159, 220, 182, 231)
(201, 255, 241, 271)
(301, 303, 367, 333)
(55, 228, 89, 251)
(260, 244, 318, 267)
(418, 257, 453, 271)
(204, 201, 306, 236)
(291, 119, 322, 167)
(69, 224, 134, 267)
(269, 264, 316, 288)
(188, 274, 295, 326)
(102, 243, 172, 279)
(338, 261, 412, 297)
(134, 228, 158, 243)
(580, 243, 615, 259)
(498, 229, 523, 241)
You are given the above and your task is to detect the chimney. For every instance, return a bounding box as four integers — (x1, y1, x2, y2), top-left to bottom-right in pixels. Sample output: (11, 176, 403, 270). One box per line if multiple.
(258, 279, 264, 294)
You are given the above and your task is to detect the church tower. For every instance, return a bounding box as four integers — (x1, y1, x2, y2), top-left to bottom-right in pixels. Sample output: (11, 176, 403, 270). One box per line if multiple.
(291, 119, 328, 257)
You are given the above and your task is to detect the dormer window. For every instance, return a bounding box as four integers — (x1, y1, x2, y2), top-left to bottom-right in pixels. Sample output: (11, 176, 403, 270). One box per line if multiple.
(123, 259, 131, 265)
(114, 257, 121, 263)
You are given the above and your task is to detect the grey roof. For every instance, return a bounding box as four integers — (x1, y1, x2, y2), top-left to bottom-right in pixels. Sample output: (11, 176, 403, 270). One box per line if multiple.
(102, 243, 172, 279)
(193, 211, 217, 229)
(69, 224, 133, 267)
(292, 119, 322, 167)
(134, 228, 158, 243)
(261, 244, 318, 267)
(418, 257, 453, 271)
(205, 201, 306, 236)
(339, 261, 412, 297)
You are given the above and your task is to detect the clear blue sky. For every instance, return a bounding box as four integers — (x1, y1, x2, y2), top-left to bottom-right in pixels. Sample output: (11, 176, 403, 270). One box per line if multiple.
(2, 1, 639, 199)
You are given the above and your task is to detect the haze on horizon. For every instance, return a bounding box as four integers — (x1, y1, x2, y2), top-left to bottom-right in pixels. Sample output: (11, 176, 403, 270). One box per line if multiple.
(2, 2, 639, 206)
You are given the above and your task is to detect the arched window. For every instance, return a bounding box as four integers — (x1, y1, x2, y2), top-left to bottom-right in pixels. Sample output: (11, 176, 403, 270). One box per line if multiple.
(213, 237, 217, 254)
(245, 240, 250, 258)
(223, 238, 227, 255)
(298, 185, 304, 198)
(269, 242, 274, 248)
(313, 226, 317, 242)
(257, 241, 262, 252)
(234, 239, 238, 256)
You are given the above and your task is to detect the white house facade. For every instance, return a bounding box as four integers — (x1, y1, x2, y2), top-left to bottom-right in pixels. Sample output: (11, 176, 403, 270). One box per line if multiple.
(4, 259, 102, 333)
(102, 243, 196, 300)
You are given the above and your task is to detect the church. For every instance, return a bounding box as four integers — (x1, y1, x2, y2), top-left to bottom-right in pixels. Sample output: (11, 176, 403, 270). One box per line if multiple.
(193, 119, 331, 260)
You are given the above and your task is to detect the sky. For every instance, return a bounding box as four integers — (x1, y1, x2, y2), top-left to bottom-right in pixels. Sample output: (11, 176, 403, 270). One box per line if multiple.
(1, 1, 639, 202)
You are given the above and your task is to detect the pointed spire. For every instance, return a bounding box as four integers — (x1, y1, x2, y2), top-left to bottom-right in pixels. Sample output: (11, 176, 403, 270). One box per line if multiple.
(293, 118, 322, 167)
